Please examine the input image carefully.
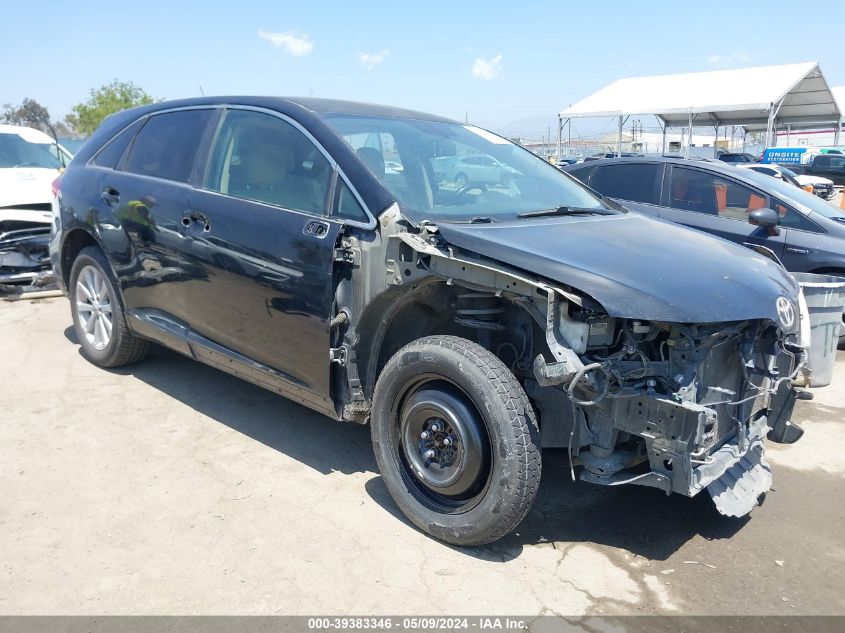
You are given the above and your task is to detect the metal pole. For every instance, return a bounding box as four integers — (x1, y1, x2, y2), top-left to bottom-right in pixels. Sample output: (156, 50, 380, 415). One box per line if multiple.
(742, 129, 747, 153)
(557, 115, 562, 161)
(617, 115, 623, 157)
(834, 119, 841, 146)
(713, 124, 719, 158)
(765, 107, 774, 150)
(786, 124, 791, 147)
(661, 122, 666, 155)
(685, 111, 692, 159)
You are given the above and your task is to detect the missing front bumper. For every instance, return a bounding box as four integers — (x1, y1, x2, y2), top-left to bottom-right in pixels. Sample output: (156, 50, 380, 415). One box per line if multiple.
(706, 440, 771, 517)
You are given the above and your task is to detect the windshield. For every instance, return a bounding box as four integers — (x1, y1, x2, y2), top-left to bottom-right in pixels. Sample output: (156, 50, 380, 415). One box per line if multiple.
(325, 114, 608, 221)
(0, 132, 64, 169)
(741, 167, 845, 221)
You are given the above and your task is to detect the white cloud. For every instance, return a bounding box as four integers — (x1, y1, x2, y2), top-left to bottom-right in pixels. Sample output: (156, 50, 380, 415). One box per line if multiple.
(359, 49, 390, 70)
(472, 54, 503, 80)
(706, 51, 751, 65)
(258, 29, 314, 56)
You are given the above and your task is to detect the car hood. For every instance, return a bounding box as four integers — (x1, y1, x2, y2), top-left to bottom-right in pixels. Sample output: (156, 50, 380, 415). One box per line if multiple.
(436, 213, 800, 328)
(795, 174, 833, 186)
(0, 168, 59, 208)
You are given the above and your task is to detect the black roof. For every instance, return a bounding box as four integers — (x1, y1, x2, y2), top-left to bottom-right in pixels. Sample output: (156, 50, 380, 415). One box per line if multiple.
(115, 96, 458, 124)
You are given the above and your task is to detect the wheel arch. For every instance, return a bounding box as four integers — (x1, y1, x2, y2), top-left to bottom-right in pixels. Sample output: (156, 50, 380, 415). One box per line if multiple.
(60, 228, 100, 289)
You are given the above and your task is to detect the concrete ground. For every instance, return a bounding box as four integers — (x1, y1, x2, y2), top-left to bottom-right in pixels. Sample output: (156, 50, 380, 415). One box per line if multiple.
(1, 297, 843, 616)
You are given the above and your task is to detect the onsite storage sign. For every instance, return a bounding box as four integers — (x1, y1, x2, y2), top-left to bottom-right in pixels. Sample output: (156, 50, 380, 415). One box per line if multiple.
(762, 148, 807, 164)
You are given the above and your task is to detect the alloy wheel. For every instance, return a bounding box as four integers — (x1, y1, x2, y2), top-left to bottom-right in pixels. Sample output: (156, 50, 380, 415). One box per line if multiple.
(75, 265, 113, 351)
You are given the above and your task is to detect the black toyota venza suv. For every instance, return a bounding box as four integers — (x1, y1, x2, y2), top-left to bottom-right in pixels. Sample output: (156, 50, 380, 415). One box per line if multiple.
(51, 98, 815, 545)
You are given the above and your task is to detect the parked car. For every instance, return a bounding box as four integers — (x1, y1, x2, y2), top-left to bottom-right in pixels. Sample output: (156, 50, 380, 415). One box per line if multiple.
(783, 153, 845, 187)
(562, 157, 845, 343)
(52, 98, 814, 545)
(740, 163, 835, 200)
(718, 152, 758, 164)
(0, 124, 72, 285)
(436, 153, 521, 187)
(555, 157, 581, 167)
(582, 152, 644, 162)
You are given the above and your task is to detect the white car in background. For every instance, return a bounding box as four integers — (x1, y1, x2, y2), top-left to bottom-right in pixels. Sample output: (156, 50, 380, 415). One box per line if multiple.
(0, 124, 73, 285)
(740, 163, 835, 200)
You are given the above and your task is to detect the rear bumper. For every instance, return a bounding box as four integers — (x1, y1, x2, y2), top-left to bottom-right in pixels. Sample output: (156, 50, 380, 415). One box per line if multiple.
(48, 221, 67, 295)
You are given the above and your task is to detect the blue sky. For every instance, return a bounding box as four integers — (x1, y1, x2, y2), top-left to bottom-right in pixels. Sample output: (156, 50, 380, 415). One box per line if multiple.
(4, 0, 844, 137)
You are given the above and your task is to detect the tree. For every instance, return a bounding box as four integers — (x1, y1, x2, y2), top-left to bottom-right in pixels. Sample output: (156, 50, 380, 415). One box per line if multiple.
(66, 80, 156, 136)
(1, 98, 52, 131)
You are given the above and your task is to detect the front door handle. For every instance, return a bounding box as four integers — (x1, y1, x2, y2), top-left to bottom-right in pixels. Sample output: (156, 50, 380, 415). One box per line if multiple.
(303, 219, 330, 238)
(181, 211, 211, 232)
(100, 187, 120, 207)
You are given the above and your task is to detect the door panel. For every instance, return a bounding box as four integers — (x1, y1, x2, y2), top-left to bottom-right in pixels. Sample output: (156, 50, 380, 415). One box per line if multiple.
(101, 171, 192, 322)
(181, 108, 339, 404)
(180, 191, 340, 402)
(101, 108, 216, 323)
(660, 165, 786, 258)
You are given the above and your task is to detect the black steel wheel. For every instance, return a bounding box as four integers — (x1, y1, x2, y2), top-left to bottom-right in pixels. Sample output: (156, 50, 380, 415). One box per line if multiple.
(397, 380, 491, 510)
(371, 336, 541, 546)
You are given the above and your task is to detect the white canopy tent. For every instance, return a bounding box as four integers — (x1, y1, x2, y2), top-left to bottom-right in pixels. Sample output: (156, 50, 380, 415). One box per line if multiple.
(557, 62, 841, 158)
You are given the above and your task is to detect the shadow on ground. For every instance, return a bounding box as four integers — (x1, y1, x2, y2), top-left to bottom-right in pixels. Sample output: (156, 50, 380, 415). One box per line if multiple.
(65, 328, 747, 561)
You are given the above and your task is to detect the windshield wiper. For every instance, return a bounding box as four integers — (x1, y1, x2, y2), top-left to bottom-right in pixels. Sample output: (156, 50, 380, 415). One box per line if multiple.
(517, 206, 614, 218)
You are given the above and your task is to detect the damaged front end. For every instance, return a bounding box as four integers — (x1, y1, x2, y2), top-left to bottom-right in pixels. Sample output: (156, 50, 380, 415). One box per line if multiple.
(0, 207, 53, 286)
(533, 294, 806, 517)
(380, 218, 810, 521)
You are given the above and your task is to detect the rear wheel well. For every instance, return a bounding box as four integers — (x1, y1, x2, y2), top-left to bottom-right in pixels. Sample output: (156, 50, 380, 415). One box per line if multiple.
(61, 229, 98, 288)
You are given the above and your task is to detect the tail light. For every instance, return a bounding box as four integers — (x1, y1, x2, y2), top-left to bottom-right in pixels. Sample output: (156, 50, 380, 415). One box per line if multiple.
(51, 176, 62, 223)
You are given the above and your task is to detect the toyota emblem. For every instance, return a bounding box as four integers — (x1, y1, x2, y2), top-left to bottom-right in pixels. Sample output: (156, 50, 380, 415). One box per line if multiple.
(776, 296, 795, 328)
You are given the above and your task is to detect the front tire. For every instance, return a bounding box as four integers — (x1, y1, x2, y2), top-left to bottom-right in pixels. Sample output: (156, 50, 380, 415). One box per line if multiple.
(69, 246, 149, 368)
(371, 335, 541, 546)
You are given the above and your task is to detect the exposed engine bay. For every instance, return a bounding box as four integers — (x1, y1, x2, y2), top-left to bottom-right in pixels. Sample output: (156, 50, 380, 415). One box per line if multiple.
(529, 309, 803, 516)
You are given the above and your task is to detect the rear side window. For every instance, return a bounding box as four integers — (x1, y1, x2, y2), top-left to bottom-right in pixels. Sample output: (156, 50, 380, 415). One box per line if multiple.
(590, 163, 660, 204)
(123, 110, 213, 183)
(91, 119, 143, 169)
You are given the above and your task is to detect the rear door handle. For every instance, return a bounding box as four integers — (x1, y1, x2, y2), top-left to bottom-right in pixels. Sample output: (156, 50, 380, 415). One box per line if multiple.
(100, 187, 120, 207)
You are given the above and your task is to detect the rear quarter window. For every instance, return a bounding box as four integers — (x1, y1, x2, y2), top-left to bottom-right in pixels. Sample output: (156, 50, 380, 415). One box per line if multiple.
(90, 119, 144, 169)
(590, 163, 660, 204)
(565, 165, 596, 185)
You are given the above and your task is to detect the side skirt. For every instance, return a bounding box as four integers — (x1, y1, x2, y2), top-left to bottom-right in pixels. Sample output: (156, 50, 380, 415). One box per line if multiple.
(126, 308, 340, 420)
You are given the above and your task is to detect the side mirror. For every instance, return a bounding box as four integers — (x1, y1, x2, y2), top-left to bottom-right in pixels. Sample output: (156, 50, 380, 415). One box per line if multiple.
(748, 207, 779, 227)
